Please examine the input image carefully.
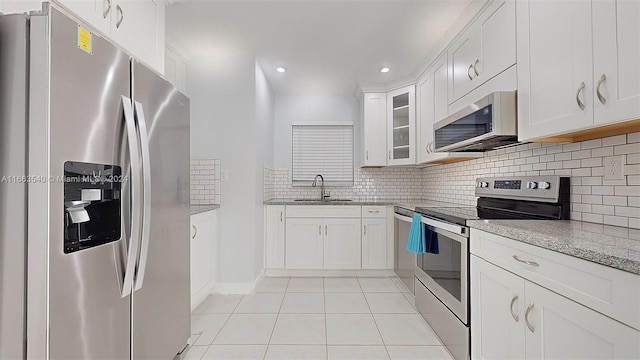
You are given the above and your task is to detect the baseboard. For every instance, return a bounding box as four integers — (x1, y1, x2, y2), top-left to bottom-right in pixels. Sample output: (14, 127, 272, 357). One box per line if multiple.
(211, 269, 266, 295)
(265, 269, 396, 277)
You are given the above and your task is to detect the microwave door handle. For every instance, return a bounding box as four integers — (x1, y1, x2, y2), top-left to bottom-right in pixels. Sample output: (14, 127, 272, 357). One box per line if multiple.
(133, 101, 152, 291)
(120, 96, 142, 298)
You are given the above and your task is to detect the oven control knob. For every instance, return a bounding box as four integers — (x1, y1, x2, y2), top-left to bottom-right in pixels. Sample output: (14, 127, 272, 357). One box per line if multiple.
(526, 181, 538, 189)
(538, 181, 551, 190)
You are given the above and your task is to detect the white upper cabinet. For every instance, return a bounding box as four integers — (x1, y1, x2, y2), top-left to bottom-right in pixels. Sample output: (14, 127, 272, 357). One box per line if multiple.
(448, 0, 516, 103)
(417, 53, 483, 165)
(518, 0, 640, 142)
(592, 0, 640, 126)
(517, 0, 593, 141)
(110, 0, 164, 73)
(59, 0, 110, 34)
(387, 85, 416, 166)
(360, 93, 387, 167)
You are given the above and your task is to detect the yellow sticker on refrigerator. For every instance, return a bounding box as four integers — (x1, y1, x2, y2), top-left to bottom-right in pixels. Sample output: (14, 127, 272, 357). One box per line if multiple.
(78, 25, 92, 54)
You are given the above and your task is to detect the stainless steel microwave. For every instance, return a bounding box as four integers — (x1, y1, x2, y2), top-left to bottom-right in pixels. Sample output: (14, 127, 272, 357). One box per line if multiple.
(433, 91, 518, 152)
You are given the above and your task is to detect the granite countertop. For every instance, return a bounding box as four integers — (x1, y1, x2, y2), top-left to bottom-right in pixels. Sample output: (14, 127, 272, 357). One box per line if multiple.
(468, 219, 640, 275)
(264, 199, 398, 206)
(190, 204, 220, 215)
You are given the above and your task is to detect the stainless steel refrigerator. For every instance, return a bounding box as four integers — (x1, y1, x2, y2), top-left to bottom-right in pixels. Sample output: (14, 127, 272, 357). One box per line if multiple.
(0, 3, 191, 359)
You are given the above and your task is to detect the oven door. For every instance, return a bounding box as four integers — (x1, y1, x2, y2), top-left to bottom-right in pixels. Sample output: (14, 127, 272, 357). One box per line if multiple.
(414, 217, 469, 325)
(394, 212, 416, 294)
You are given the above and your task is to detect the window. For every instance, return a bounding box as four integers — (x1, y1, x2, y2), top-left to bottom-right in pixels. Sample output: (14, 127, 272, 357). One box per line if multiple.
(292, 124, 354, 186)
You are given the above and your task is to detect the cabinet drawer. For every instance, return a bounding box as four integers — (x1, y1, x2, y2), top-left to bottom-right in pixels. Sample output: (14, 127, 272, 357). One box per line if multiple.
(362, 206, 387, 218)
(286, 205, 361, 218)
(471, 229, 640, 330)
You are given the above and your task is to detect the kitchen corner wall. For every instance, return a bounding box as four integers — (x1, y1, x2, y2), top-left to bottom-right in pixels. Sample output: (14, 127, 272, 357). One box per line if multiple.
(190, 159, 221, 205)
(423, 132, 640, 229)
(266, 131, 640, 229)
(264, 166, 426, 201)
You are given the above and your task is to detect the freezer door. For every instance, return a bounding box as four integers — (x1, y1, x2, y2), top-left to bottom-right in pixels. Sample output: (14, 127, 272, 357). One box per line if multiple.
(31, 7, 133, 359)
(132, 61, 191, 359)
(0, 14, 29, 360)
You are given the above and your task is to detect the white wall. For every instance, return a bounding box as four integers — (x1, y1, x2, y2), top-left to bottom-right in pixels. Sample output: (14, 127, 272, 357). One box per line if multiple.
(273, 95, 360, 168)
(253, 63, 275, 275)
(0, 0, 41, 14)
(188, 54, 268, 284)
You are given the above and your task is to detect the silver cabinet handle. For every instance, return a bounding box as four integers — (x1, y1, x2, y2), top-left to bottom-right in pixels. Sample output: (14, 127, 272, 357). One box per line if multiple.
(116, 4, 124, 28)
(576, 81, 586, 110)
(192, 225, 197, 239)
(513, 255, 539, 267)
(368, 210, 380, 213)
(363, 225, 366, 235)
(103, 0, 111, 18)
(319, 225, 322, 235)
(366, 150, 369, 160)
(388, 150, 392, 160)
(280, 211, 283, 222)
(510, 295, 519, 322)
(467, 64, 474, 80)
(473, 59, 480, 76)
(325, 225, 328, 235)
(525, 303, 535, 332)
(596, 74, 607, 105)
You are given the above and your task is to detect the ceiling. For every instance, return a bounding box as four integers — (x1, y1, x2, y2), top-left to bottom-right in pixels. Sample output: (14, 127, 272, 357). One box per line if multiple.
(166, 0, 473, 95)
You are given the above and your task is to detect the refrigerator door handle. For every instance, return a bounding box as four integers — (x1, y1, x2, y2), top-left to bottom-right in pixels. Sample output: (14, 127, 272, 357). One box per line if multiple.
(120, 95, 142, 298)
(133, 101, 152, 291)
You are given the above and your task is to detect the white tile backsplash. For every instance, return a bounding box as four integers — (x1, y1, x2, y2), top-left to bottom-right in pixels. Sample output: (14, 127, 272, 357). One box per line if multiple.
(422, 132, 640, 229)
(191, 159, 221, 205)
(265, 131, 640, 229)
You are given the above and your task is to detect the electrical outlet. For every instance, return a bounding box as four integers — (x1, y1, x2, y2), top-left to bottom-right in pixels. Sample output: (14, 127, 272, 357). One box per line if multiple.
(221, 169, 229, 181)
(604, 155, 625, 180)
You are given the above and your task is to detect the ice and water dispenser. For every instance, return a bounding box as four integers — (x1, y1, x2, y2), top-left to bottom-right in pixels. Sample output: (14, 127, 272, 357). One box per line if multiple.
(63, 161, 122, 253)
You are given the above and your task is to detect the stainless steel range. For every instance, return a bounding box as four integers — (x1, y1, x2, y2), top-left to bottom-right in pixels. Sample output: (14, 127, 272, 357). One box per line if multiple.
(413, 176, 570, 360)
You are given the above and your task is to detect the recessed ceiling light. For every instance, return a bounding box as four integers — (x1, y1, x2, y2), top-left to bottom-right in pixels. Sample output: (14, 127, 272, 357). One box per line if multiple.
(276, 67, 286, 73)
(380, 67, 390, 73)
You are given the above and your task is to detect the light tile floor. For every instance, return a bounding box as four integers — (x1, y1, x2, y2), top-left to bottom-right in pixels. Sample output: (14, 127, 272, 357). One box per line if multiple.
(185, 277, 453, 360)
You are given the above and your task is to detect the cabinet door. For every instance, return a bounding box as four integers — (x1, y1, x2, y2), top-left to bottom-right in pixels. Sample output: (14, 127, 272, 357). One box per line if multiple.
(517, 0, 593, 141)
(191, 213, 214, 305)
(60, 0, 111, 35)
(387, 85, 415, 165)
(592, 0, 640, 125)
(285, 218, 323, 269)
(525, 281, 640, 360)
(477, 0, 516, 86)
(471, 256, 526, 360)
(448, 27, 481, 102)
(265, 206, 285, 269)
(324, 218, 361, 269)
(110, 0, 161, 71)
(416, 71, 433, 164)
(362, 218, 387, 269)
(362, 93, 388, 166)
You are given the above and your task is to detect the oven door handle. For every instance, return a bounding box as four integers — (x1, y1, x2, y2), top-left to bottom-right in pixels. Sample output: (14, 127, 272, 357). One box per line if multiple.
(394, 213, 414, 223)
(421, 216, 467, 237)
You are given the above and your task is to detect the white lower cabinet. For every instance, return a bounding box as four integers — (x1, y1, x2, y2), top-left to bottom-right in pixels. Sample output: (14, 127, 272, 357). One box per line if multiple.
(471, 230, 640, 360)
(190, 210, 216, 310)
(285, 218, 324, 269)
(361, 218, 387, 269)
(264, 205, 285, 269)
(266, 205, 390, 271)
(323, 218, 361, 269)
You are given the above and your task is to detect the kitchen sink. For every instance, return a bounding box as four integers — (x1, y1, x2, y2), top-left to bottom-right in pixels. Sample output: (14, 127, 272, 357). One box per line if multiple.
(293, 199, 353, 202)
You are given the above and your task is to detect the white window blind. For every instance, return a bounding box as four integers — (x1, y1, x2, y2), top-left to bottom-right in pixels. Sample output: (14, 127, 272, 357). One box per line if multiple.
(292, 125, 354, 186)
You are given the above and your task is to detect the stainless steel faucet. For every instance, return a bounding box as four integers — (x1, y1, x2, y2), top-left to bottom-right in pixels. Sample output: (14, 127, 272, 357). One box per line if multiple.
(311, 174, 326, 200)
